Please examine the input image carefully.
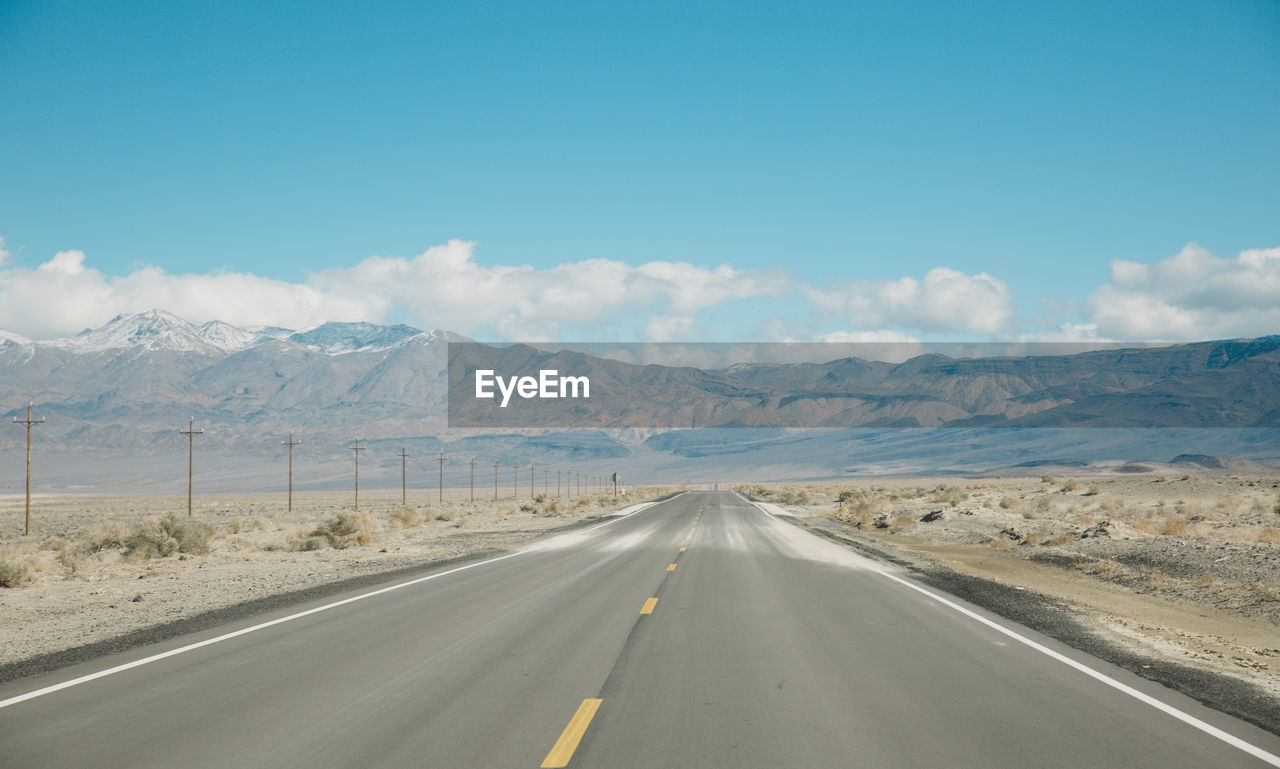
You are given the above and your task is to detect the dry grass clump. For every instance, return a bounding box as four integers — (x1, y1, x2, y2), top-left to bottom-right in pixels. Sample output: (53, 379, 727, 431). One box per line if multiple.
(1249, 526, 1280, 545)
(930, 486, 968, 507)
(890, 515, 915, 530)
(389, 507, 423, 527)
(1083, 558, 1127, 579)
(1060, 479, 1081, 493)
(518, 494, 566, 517)
(125, 515, 214, 559)
(1097, 496, 1123, 513)
(1161, 517, 1189, 536)
(0, 557, 31, 587)
(998, 496, 1016, 509)
(832, 489, 886, 528)
(307, 512, 379, 549)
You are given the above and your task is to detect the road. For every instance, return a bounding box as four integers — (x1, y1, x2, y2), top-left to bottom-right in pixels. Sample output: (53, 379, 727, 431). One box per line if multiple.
(2, 491, 1279, 768)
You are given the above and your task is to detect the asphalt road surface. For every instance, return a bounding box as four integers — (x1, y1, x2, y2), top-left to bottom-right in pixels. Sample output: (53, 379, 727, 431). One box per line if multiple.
(3, 491, 1279, 768)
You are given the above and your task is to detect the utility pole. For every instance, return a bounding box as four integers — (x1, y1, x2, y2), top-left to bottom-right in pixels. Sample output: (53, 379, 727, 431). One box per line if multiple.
(544, 467, 548, 495)
(493, 461, 500, 501)
(282, 432, 301, 512)
(469, 457, 476, 503)
(530, 463, 535, 499)
(179, 417, 203, 517)
(437, 451, 446, 504)
(349, 440, 364, 510)
(398, 447, 410, 506)
(13, 403, 44, 536)
(513, 464, 519, 499)
(557, 469, 561, 498)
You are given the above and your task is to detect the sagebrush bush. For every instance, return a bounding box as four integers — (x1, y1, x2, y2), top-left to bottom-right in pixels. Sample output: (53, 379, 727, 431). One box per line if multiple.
(390, 507, 422, 527)
(311, 512, 378, 548)
(125, 515, 213, 559)
(0, 559, 31, 588)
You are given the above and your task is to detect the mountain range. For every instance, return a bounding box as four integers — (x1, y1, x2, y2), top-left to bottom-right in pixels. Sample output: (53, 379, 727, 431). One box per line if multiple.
(1, 311, 1277, 493)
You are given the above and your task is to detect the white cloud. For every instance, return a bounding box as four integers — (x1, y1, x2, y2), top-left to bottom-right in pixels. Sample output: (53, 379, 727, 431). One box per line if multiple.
(1086, 243, 1280, 339)
(0, 239, 786, 341)
(806, 267, 1015, 335)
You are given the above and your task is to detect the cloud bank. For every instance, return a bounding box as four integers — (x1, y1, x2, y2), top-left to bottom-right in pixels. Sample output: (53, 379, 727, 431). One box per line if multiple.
(0, 238, 1275, 342)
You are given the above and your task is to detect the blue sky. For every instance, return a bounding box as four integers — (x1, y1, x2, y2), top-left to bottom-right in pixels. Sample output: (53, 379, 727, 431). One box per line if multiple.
(1, 0, 1277, 341)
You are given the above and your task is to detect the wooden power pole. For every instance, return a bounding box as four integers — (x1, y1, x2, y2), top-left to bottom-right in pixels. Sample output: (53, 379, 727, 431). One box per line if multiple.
(470, 457, 476, 502)
(398, 447, 410, 506)
(349, 440, 365, 510)
(13, 403, 44, 536)
(282, 432, 301, 512)
(493, 461, 500, 501)
(179, 417, 203, 517)
(437, 451, 446, 504)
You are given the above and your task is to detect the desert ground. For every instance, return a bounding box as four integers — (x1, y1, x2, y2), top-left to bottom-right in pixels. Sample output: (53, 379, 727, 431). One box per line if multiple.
(739, 472, 1280, 699)
(0, 486, 666, 669)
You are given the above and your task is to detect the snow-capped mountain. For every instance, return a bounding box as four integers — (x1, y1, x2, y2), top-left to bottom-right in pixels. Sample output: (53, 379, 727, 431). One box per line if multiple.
(0, 329, 31, 347)
(1, 311, 463, 356)
(287, 322, 439, 354)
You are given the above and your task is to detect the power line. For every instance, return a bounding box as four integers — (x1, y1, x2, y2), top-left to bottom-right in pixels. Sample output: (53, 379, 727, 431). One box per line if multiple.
(13, 403, 44, 536)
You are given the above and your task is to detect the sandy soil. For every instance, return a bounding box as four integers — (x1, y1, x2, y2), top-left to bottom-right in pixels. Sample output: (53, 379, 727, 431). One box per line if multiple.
(739, 473, 1280, 699)
(0, 486, 667, 668)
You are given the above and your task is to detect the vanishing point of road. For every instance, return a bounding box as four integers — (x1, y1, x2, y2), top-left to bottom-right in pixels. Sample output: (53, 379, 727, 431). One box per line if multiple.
(3, 491, 1279, 768)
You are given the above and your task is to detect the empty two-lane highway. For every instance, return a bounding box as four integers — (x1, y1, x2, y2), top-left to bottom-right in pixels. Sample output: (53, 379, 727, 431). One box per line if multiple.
(2, 492, 1278, 768)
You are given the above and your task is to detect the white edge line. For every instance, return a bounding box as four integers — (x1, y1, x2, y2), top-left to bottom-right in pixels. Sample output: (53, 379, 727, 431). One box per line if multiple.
(876, 572, 1280, 767)
(737, 492, 1280, 767)
(0, 495, 673, 711)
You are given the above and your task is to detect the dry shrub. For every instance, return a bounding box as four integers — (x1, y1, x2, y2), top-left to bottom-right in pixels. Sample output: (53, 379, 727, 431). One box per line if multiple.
(434, 509, 457, 522)
(125, 515, 214, 559)
(890, 515, 914, 530)
(988, 538, 1015, 550)
(1084, 558, 1126, 579)
(82, 521, 129, 553)
(1161, 517, 1189, 536)
(1179, 473, 1192, 481)
(1022, 510, 1042, 520)
(1196, 574, 1216, 587)
(1084, 485, 1101, 496)
(1097, 497, 1122, 513)
(1144, 568, 1179, 591)
(1246, 581, 1280, 602)
(1252, 526, 1280, 545)
(311, 512, 379, 549)
(1022, 530, 1052, 547)
(390, 507, 423, 527)
(1060, 479, 1081, 493)
(1132, 517, 1158, 534)
(0, 558, 31, 587)
(1041, 475, 1057, 484)
(931, 486, 968, 507)
(998, 496, 1016, 509)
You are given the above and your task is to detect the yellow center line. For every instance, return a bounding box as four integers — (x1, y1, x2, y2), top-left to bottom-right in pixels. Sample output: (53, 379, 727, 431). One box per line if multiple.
(541, 698, 603, 768)
(640, 597, 658, 614)
(667, 563, 677, 571)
